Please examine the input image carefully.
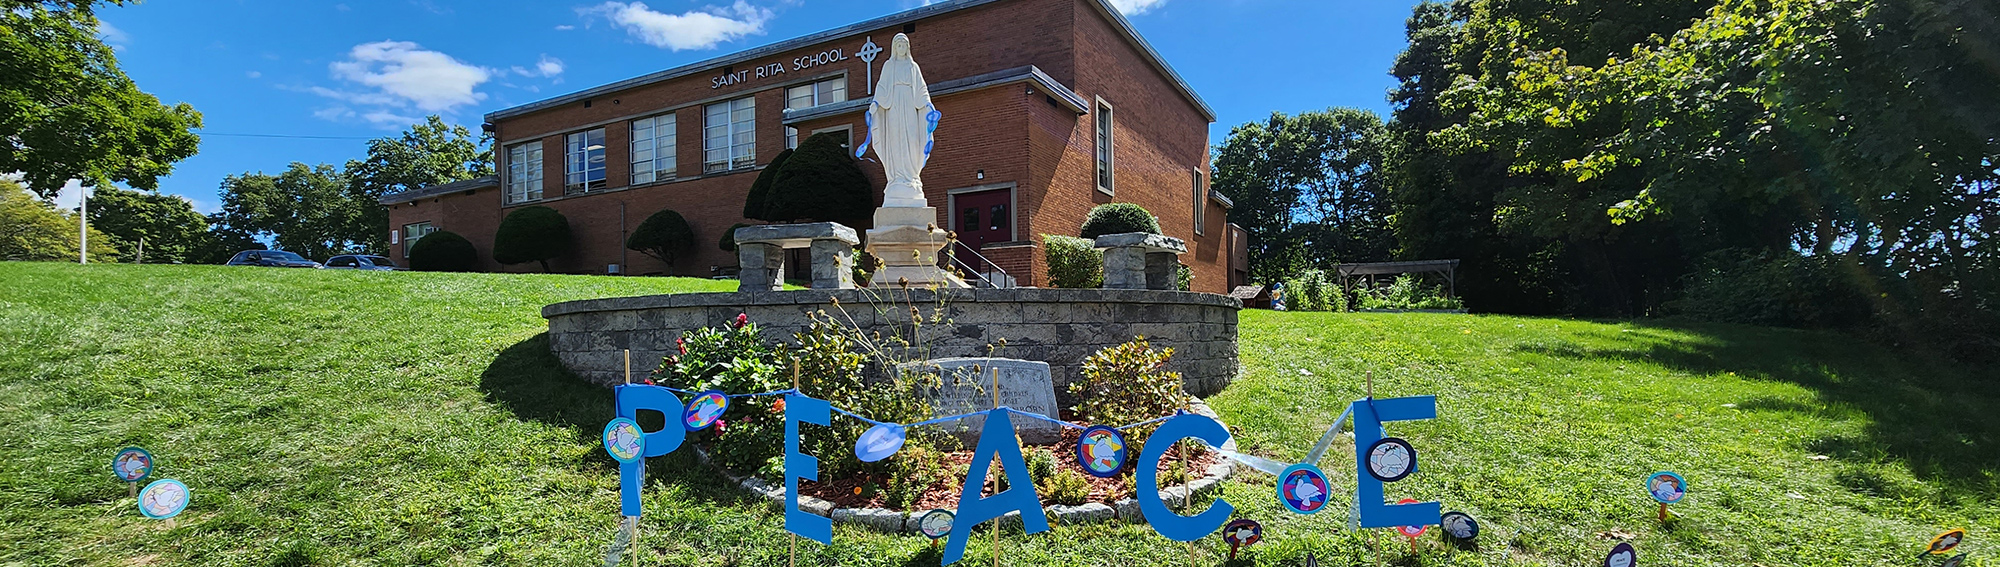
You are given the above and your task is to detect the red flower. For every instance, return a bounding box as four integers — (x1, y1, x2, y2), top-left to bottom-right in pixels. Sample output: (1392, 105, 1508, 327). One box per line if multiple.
(772, 398, 786, 413)
(676, 337, 687, 355)
(732, 313, 749, 329)
(715, 419, 728, 435)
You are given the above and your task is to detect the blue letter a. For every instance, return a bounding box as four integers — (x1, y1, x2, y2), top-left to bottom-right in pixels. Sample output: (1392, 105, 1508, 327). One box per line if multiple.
(943, 410, 1048, 565)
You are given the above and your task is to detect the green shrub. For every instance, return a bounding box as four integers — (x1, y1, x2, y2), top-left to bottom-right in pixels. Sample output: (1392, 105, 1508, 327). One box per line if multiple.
(492, 206, 571, 272)
(743, 148, 793, 221)
(625, 208, 695, 271)
(792, 313, 936, 480)
(1043, 234, 1102, 288)
(650, 315, 784, 477)
(1667, 249, 1870, 328)
(1069, 339, 1188, 437)
(1357, 276, 1463, 310)
(885, 444, 953, 509)
(1040, 468, 1092, 506)
(1025, 447, 1058, 487)
(1176, 263, 1192, 292)
(1284, 270, 1338, 311)
(407, 230, 478, 272)
(1079, 203, 1161, 239)
(762, 133, 873, 224)
(719, 222, 752, 252)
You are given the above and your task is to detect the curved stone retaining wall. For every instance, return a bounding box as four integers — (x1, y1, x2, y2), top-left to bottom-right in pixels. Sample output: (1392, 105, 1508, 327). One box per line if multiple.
(542, 288, 1241, 400)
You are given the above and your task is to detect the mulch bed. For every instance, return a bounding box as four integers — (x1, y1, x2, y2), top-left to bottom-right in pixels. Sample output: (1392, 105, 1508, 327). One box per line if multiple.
(796, 425, 1220, 512)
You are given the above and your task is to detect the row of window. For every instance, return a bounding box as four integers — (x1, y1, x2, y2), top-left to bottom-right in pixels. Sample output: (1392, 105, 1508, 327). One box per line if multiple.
(502, 78, 847, 205)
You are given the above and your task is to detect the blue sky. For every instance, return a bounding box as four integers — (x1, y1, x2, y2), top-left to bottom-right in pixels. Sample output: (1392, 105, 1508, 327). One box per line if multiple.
(66, 0, 1423, 213)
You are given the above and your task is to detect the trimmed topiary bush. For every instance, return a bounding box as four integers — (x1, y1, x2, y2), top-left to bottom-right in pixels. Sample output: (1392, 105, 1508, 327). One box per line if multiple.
(492, 206, 571, 272)
(625, 208, 696, 272)
(1042, 234, 1102, 288)
(719, 222, 752, 252)
(406, 230, 478, 272)
(762, 132, 873, 224)
(743, 148, 793, 221)
(1079, 202, 1162, 239)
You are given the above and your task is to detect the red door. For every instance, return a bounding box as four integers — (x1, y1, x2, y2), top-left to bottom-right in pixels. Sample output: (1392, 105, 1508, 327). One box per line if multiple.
(952, 188, 1012, 273)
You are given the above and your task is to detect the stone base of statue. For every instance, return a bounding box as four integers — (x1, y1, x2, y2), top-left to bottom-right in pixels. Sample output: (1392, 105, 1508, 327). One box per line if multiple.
(866, 206, 968, 288)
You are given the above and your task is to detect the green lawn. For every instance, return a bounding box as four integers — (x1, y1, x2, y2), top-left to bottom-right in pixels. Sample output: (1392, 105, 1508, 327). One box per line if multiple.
(0, 262, 1992, 566)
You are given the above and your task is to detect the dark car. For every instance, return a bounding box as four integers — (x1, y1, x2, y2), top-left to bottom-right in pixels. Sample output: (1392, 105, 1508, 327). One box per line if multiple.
(325, 255, 402, 271)
(225, 250, 322, 268)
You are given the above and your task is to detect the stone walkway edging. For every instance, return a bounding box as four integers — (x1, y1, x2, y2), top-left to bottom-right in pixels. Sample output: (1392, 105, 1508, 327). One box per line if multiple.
(694, 397, 1239, 534)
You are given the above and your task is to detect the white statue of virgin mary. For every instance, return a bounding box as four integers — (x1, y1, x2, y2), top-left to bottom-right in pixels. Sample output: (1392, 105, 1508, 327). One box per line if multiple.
(857, 33, 940, 209)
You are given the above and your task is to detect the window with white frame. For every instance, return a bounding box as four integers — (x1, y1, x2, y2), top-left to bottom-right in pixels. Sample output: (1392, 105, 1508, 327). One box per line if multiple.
(565, 128, 607, 192)
(786, 78, 848, 148)
(402, 222, 436, 257)
(1193, 170, 1206, 236)
(631, 113, 676, 185)
(1095, 100, 1115, 194)
(704, 96, 756, 173)
(505, 142, 543, 204)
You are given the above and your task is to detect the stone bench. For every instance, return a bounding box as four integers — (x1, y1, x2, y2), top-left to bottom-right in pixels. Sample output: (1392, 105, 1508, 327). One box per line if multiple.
(1093, 232, 1187, 291)
(734, 222, 861, 291)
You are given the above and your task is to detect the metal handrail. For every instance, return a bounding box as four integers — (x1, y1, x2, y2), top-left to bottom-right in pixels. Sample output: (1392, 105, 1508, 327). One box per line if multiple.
(944, 245, 1013, 288)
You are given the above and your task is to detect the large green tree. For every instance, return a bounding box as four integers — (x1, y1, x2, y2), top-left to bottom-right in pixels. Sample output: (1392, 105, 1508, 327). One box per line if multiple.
(213, 163, 354, 261)
(1, 0, 202, 199)
(1214, 109, 1393, 284)
(0, 178, 116, 261)
(343, 116, 491, 253)
(84, 186, 205, 263)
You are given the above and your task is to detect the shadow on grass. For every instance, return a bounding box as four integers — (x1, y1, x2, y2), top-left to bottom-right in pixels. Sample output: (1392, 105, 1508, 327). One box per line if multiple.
(1513, 320, 1999, 497)
(478, 333, 772, 509)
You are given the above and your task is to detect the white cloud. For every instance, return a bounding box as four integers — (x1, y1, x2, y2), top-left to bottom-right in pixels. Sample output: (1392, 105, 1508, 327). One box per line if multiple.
(512, 54, 565, 78)
(582, 1, 773, 51)
(554, 24, 576, 31)
(1108, 0, 1166, 15)
(97, 21, 130, 50)
(246, 71, 262, 79)
(361, 110, 420, 128)
(313, 106, 357, 121)
(324, 40, 491, 113)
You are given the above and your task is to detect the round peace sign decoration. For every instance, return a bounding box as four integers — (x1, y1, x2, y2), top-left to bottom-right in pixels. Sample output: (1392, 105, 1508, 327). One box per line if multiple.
(113, 447, 153, 483)
(682, 390, 730, 431)
(854, 423, 906, 463)
(1394, 499, 1430, 538)
(1075, 425, 1128, 478)
(138, 479, 190, 520)
(918, 509, 955, 540)
(1366, 437, 1416, 482)
(1440, 511, 1479, 541)
(602, 417, 646, 464)
(1604, 542, 1637, 567)
(1278, 463, 1331, 515)
(1926, 529, 1965, 555)
(1646, 471, 1687, 505)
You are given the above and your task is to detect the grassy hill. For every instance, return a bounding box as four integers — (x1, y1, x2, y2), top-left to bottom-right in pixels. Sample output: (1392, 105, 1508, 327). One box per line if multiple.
(0, 262, 1991, 566)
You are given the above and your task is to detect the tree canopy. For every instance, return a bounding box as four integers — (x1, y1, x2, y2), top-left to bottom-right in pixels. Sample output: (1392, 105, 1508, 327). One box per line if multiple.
(0, 179, 116, 262)
(1214, 108, 1393, 284)
(85, 186, 206, 263)
(1, 0, 202, 198)
(342, 116, 492, 253)
(213, 163, 353, 261)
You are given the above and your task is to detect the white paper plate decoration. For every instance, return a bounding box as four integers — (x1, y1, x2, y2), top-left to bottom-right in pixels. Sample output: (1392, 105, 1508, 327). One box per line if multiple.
(138, 479, 190, 520)
(1366, 437, 1416, 482)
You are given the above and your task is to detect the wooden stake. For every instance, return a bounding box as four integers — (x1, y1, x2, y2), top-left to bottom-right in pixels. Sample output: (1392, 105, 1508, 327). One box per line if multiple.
(791, 359, 801, 567)
(622, 350, 634, 566)
(1658, 502, 1669, 522)
(1366, 370, 1374, 399)
(1182, 402, 1196, 567)
(624, 349, 632, 385)
(128, 481, 135, 499)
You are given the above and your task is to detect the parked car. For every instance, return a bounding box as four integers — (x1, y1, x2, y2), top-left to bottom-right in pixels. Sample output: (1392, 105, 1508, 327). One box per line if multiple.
(225, 250, 322, 268)
(325, 255, 403, 271)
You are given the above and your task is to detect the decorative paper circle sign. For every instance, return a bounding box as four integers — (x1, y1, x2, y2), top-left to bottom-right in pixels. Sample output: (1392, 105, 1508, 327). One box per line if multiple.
(1646, 471, 1687, 505)
(681, 390, 729, 431)
(1940, 553, 1967, 567)
(854, 423, 906, 463)
(112, 447, 153, 483)
(1278, 463, 1331, 515)
(918, 509, 954, 540)
(1440, 511, 1480, 541)
(1395, 498, 1430, 538)
(602, 418, 645, 464)
(1604, 542, 1637, 567)
(1223, 518, 1262, 548)
(1075, 425, 1128, 478)
(1366, 437, 1416, 482)
(1927, 529, 1965, 555)
(137, 479, 189, 520)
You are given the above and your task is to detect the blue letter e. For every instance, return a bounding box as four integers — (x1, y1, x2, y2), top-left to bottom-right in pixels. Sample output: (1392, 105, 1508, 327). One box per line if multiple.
(943, 409, 1048, 565)
(785, 393, 832, 544)
(615, 384, 686, 518)
(1137, 413, 1234, 541)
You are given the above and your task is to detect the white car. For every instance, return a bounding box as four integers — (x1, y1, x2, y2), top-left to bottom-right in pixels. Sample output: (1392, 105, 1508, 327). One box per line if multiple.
(324, 255, 403, 271)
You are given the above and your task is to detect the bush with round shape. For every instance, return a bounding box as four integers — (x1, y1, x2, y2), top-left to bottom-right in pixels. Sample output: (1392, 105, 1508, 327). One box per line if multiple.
(408, 230, 478, 272)
(1079, 202, 1162, 239)
(719, 222, 752, 252)
(492, 206, 572, 272)
(743, 148, 793, 221)
(761, 132, 873, 224)
(625, 208, 696, 272)
(1043, 234, 1103, 288)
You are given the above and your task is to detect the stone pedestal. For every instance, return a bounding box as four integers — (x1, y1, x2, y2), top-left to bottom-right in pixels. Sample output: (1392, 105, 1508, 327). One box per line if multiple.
(865, 206, 967, 288)
(902, 357, 1060, 445)
(1094, 232, 1187, 290)
(734, 222, 860, 291)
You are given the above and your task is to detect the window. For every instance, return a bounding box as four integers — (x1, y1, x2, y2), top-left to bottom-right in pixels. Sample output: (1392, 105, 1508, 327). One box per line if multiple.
(1192, 170, 1206, 236)
(565, 128, 607, 192)
(506, 142, 543, 203)
(786, 78, 848, 148)
(402, 222, 436, 257)
(704, 96, 756, 173)
(328, 256, 357, 268)
(631, 113, 676, 185)
(1095, 99, 1115, 194)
